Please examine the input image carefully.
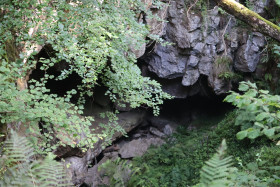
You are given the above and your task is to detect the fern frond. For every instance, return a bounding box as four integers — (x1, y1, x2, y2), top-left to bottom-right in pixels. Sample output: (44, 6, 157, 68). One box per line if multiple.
(199, 139, 236, 187)
(4, 130, 34, 163)
(0, 130, 71, 186)
(32, 154, 71, 187)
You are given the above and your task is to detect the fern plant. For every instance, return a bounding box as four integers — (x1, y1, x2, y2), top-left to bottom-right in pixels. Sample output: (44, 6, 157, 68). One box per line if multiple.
(0, 130, 71, 186)
(98, 157, 140, 187)
(197, 139, 236, 187)
(196, 139, 271, 187)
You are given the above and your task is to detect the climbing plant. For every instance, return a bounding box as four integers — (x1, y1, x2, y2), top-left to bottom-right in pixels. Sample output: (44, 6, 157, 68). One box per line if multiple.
(0, 0, 171, 153)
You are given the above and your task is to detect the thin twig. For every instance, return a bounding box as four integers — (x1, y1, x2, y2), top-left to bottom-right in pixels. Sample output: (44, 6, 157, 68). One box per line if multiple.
(221, 17, 232, 56)
(186, 0, 200, 22)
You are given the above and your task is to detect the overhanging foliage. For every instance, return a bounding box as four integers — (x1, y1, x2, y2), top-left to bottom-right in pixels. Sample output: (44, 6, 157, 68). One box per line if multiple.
(0, 0, 171, 153)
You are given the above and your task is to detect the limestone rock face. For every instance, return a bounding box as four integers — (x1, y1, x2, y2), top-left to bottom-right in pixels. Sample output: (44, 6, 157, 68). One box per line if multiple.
(62, 0, 270, 185)
(146, 2, 168, 36)
(146, 44, 187, 79)
(141, 0, 267, 97)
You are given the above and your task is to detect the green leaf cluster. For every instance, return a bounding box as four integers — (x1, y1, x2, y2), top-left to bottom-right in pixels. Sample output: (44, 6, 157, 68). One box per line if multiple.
(0, 0, 171, 114)
(0, 0, 171, 153)
(0, 62, 101, 153)
(225, 81, 280, 141)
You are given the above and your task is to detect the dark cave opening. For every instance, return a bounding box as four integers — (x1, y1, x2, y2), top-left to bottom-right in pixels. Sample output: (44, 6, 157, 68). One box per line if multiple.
(29, 46, 233, 129)
(28, 47, 235, 187)
(28, 46, 115, 118)
(137, 59, 232, 125)
(157, 94, 233, 125)
(29, 47, 83, 104)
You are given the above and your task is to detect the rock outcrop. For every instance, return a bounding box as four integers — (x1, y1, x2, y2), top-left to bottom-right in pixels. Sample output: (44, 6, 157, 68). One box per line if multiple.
(140, 0, 267, 97)
(118, 137, 164, 158)
(64, 110, 145, 185)
(83, 116, 176, 187)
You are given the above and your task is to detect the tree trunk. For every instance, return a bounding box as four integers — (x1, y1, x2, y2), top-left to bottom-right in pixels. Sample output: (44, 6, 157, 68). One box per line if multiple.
(214, 0, 280, 42)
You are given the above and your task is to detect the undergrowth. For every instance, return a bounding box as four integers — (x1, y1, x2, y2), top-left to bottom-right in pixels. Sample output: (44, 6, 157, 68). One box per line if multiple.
(129, 111, 277, 186)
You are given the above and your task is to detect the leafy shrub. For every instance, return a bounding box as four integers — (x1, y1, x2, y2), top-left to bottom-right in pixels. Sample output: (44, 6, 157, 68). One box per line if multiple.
(0, 62, 100, 153)
(0, 0, 172, 153)
(225, 81, 280, 142)
(129, 129, 215, 186)
(250, 146, 280, 186)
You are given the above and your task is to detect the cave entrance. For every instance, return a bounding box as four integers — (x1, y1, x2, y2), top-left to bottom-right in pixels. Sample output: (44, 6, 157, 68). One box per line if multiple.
(28, 46, 113, 115)
(29, 46, 83, 104)
(153, 94, 233, 127)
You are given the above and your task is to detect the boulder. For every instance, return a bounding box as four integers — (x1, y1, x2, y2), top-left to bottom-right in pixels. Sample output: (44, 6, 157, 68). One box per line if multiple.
(182, 69, 200, 86)
(235, 32, 266, 72)
(148, 116, 178, 132)
(65, 156, 88, 185)
(163, 124, 174, 136)
(62, 110, 145, 185)
(149, 127, 166, 138)
(84, 165, 102, 187)
(118, 138, 164, 158)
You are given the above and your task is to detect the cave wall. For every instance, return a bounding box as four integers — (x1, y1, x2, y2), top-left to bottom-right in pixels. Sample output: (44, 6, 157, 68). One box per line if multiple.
(138, 0, 269, 98)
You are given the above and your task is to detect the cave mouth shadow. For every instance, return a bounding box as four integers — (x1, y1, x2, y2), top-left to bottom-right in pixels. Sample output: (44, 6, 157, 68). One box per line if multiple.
(28, 47, 114, 117)
(28, 47, 83, 104)
(29, 47, 233, 127)
(150, 94, 234, 126)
